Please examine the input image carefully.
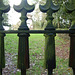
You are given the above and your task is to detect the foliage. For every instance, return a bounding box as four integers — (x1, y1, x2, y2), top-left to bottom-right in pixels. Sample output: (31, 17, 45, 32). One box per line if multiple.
(29, 0, 72, 29)
(32, 3, 47, 29)
(11, 21, 21, 30)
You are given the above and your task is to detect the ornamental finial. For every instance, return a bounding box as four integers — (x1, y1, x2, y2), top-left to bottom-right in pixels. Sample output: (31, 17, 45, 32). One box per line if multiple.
(0, 0, 10, 30)
(39, 0, 60, 30)
(39, 0, 59, 12)
(65, 0, 75, 30)
(14, 0, 35, 30)
(65, 0, 75, 12)
(39, 0, 59, 74)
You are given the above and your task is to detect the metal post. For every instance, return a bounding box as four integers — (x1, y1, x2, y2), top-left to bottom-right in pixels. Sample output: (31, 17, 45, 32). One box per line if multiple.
(21, 69, 26, 75)
(44, 33, 56, 75)
(0, 68, 2, 75)
(39, 0, 59, 74)
(48, 67, 53, 75)
(65, 0, 75, 75)
(13, 0, 35, 74)
(0, 33, 5, 75)
(17, 33, 30, 74)
(69, 34, 75, 75)
(72, 68, 75, 75)
(0, 0, 10, 75)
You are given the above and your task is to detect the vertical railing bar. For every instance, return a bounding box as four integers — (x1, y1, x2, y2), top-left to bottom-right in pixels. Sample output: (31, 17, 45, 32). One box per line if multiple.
(48, 68, 52, 75)
(21, 69, 26, 75)
(39, 0, 59, 75)
(65, 0, 75, 75)
(0, 68, 2, 75)
(0, 0, 10, 75)
(13, 0, 35, 75)
(72, 68, 75, 75)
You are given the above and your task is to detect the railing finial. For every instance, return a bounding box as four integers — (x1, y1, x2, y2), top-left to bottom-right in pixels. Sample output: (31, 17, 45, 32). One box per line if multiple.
(39, 0, 59, 12)
(39, 0, 60, 75)
(13, 0, 35, 30)
(14, 0, 35, 75)
(0, 0, 10, 30)
(39, 0, 60, 30)
(65, 0, 75, 75)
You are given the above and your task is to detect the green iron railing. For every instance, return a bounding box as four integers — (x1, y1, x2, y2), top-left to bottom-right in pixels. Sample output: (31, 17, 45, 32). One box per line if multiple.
(0, 0, 75, 75)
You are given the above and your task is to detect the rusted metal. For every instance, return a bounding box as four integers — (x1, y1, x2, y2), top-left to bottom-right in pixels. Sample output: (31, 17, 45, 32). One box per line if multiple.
(0, 68, 2, 75)
(69, 34, 75, 74)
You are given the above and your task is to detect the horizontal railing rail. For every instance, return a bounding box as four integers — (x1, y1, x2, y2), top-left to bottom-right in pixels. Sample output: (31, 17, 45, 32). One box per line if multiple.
(0, 30, 75, 34)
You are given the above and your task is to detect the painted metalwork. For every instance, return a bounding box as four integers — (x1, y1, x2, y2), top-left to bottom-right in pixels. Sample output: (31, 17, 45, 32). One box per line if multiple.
(13, 0, 35, 30)
(39, 0, 59, 30)
(13, 0, 35, 75)
(0, 0, 10, 75)
(65, 0, 75, 74)
(0, 0, 74, 75)
(0, 0, 10, 30)
(39, 0, 59, 74)
(1, 30, 75, 34)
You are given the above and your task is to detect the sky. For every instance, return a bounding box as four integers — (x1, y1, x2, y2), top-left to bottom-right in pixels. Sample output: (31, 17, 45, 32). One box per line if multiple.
(8, 0, 21, 25)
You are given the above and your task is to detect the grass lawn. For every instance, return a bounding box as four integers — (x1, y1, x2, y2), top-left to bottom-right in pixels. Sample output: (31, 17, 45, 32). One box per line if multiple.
(4, 34, 73, 75)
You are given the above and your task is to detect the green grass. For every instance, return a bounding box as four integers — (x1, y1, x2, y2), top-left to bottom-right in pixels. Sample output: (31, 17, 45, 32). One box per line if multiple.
(54, 56, 72, 75)
(5, 34, 18, 53)
(4, 34, 73, 75)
